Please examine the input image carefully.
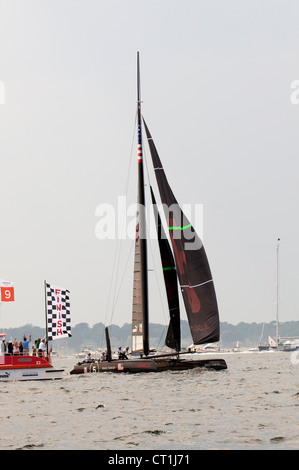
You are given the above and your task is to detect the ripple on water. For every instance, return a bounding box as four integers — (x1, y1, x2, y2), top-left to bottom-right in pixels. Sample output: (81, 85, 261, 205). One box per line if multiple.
(0, 353, 299, 449)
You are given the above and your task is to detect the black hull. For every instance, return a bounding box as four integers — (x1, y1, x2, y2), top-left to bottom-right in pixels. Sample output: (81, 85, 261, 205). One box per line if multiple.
(70, 357, 227, 374)
(258, 345, 270, 351)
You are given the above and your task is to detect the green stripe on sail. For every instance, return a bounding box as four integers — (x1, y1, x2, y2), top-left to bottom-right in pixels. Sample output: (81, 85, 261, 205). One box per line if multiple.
(169, 223, 192, 231)
(163, 266, 176, 271)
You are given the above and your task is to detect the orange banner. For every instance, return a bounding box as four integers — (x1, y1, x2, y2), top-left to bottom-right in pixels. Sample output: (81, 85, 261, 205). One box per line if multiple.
(0, 286, 14, 302)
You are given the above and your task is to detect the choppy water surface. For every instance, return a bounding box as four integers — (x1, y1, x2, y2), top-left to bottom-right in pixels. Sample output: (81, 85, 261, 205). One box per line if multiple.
(0, 351, 298, 450)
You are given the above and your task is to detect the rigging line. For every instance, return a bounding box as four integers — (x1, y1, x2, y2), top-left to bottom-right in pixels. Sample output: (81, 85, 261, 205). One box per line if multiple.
(142, 119, 169, 246)
(110, 113, 137, 314)
(146, 224, 173, 328)
(142, 124, 179, 329)
(143, 129, 152, 188)
(259, 248, 279, 343)
(141, 133, 170, 328)
(142, 121, 171, 241)
(146, 221, 170, 328)
(109, 117, 137, 324)
(142, 117, 160, 198)
(156, 325, 169, 352)
(103, 112, 138, 329)
(124, 111, 138, 195)
(108, 239, 135, 326)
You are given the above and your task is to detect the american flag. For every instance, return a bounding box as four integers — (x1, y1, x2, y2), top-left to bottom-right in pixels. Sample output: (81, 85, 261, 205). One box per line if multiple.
(137, 124, 142, 162)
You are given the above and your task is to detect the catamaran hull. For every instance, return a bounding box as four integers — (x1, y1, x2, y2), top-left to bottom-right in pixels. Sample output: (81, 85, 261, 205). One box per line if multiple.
(70, 358, 227, 374)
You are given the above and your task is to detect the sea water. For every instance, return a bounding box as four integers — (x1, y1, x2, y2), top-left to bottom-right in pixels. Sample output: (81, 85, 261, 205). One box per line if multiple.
(0, 351, 298, 450)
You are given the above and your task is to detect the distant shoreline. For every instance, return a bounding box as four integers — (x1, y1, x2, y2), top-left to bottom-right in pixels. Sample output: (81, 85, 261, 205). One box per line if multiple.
(1, 320, 298, 351)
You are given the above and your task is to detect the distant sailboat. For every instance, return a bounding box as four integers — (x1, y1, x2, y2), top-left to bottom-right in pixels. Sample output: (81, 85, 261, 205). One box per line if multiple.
(71, 53, 227, 374)
(258, 238, 299, 352)
(259, 239, 280, 351)
(258, 336, 277, 351)
(232, 341, 240, 352)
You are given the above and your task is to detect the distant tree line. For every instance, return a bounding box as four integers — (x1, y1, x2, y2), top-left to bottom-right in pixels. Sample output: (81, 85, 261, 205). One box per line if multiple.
(2, 320, 299, 352)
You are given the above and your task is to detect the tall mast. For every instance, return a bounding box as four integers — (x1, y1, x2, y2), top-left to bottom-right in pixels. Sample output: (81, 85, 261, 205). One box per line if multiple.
(136, 52, 149, 356)
(276, 238, 280, 343)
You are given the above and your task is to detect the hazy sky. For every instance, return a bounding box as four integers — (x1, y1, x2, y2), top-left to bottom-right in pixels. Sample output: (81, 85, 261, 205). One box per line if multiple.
(0, 0, 298, 331)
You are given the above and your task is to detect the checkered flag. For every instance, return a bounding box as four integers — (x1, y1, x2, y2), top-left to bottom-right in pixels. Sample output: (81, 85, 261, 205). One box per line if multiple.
(46, 283, 72, 341)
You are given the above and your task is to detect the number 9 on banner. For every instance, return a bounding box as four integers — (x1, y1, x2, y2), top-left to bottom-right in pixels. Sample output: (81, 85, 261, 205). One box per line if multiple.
(0, 286, 15, 302)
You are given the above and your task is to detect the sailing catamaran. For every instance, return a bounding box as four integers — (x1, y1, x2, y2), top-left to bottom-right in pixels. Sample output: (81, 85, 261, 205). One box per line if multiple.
(70, 53, 227, 374)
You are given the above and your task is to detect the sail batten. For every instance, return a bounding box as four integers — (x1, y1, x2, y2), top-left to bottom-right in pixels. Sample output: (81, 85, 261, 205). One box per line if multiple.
(144, 119, 220, 345)
(181, 279, 213, 288)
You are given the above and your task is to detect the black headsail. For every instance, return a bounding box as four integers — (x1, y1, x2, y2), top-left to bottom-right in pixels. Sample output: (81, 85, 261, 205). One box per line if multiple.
(150, 186, 181, 352)
(144, 120, 220, 345)
(131, 52, 149, 356)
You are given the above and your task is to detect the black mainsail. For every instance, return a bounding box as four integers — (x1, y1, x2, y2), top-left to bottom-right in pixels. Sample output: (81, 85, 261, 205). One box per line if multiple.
(144, 120, 220, 346)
